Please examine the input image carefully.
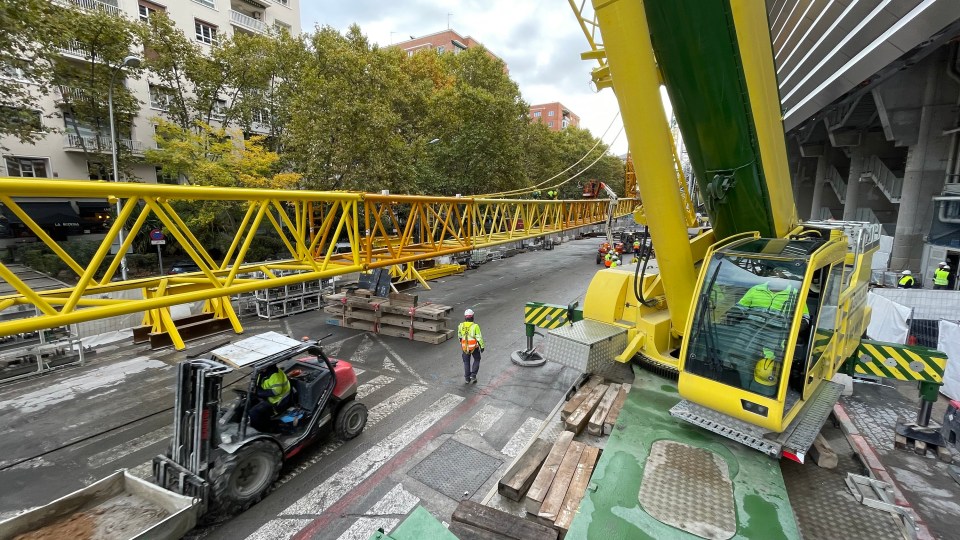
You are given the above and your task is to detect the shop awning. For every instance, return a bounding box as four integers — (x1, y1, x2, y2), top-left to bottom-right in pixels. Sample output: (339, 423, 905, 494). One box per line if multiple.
(0, 202, 81, 227)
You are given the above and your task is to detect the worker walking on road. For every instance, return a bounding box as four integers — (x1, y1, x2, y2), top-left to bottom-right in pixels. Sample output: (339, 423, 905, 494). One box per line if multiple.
(934, 263, 951, 290)
(458, 309, 485, 384)
(898, 270, 915, 289)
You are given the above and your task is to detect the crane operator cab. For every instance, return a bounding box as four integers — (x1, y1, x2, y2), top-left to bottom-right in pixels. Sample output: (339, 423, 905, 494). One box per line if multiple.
(677, 231, 861, 454)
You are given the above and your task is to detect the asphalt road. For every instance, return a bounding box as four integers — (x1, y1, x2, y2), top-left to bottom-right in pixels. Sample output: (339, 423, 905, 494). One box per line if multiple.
(0, 236, 606, 539)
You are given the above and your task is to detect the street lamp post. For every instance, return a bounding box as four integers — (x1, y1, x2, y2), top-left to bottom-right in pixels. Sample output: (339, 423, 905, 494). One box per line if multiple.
(108, 55, 141, 281)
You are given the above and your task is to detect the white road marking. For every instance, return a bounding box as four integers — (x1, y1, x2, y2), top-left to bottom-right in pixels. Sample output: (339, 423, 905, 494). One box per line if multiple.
(335, 484, 420, 540)
(457, 404, 504, 436)
(245, 518, 314, 540)
(281, 393, 464, 515)
(7, 456, 53, 470)
(88, 426, 172, 469)
(273, 384, 427, 488)
(500, 417, 543, 458)
(372, 335, 427, 385)
(353, 334, 375, 365)
(382, 355, 399, 373)
(356, 375, 394, 400)
(353, 368, 365, 377)
(0, 357, 167, 414)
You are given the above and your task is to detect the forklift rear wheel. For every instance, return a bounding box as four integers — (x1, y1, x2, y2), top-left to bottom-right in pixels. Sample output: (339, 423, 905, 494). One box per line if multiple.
(335, 401, 368, 440)
(209, 440, 281, 516)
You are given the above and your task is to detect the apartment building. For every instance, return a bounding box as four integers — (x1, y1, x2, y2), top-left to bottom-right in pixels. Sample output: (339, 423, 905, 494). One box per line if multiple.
(0, 0, 300, 240)
(0, 0, 300, 185)
(393, 29, 504, 65)
(528, 102, 579, 132)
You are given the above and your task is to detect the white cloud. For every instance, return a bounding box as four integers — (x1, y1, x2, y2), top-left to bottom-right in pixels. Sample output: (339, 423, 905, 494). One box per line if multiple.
(300, 0, 630, 155)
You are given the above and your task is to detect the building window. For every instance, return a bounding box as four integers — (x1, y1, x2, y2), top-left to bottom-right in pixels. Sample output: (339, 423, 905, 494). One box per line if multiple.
(212, 99, 227, 120)
(138, 0, 164, 22)
(149, 84, 173, 110)
(251, 107, 269, 124)
(4, 156, 49, 178)
(0, 64, 31, 82)
(533, 111, 541, 118)
(195, 20, 218, 45)
(87, 161, 114, 181)
(548, 110, 555, 117)
(274, 0, 289, 6)
(192, 0, 216, 8)
(436, 45, 445, 53)
(548, 121, 554, 127)
(156, 166, 179, 185)
(0, 106, 42, 132)
(274, 21, 291, 32)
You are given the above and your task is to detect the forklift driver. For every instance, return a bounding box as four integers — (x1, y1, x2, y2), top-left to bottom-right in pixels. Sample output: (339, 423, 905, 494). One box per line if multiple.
(249, 364, 293, 432)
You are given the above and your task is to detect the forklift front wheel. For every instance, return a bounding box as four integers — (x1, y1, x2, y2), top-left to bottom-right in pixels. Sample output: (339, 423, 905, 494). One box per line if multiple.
(335, 401, 368, 440)
(209, 440, 281, 516)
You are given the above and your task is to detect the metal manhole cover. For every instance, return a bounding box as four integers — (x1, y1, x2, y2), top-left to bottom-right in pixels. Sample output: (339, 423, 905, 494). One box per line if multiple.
(638, 440, 736, 539)
(408, 439, 502, 501)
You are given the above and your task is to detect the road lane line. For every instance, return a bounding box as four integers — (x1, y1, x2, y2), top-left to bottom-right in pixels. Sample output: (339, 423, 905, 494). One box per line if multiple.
(371, 335, 427, 386)
(290, 365, 520, 540)
(334, 484, 420, 540)
(87, 426, 172, 469)
(457, 404, 504, 436)
(272, 384, 426, 488)
(281, 393, 463, 516)
(246, 518, 314, 540)
(355, 375, 393, 399)
(500, 416, 542, 458)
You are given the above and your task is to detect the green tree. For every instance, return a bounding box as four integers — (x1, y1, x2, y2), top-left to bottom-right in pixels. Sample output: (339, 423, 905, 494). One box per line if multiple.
(0, 0, 61, 147)
(51, 5, 144, 179)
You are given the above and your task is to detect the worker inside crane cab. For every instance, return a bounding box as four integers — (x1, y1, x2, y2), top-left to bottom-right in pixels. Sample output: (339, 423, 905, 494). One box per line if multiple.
(686, 238, 826, 402)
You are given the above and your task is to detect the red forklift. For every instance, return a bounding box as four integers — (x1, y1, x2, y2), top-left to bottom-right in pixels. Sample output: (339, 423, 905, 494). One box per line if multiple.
(154, 332, 368, 517)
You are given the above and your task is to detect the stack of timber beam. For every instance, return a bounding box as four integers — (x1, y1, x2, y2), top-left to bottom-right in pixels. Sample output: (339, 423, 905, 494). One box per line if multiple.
(449, 500, 558, 540)
(493, 375, 631, 537)
(322, 290, 455, 344)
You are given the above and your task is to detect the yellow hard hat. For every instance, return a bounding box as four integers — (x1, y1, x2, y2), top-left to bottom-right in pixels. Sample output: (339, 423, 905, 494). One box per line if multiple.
(753, 350, 777, 386)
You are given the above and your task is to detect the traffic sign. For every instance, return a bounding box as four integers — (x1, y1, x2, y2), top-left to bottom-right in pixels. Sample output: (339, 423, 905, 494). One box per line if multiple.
(149, 228, 166, 245)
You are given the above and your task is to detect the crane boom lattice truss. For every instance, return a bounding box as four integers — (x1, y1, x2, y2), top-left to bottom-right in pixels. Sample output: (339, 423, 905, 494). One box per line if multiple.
(0, 179, 635, 347)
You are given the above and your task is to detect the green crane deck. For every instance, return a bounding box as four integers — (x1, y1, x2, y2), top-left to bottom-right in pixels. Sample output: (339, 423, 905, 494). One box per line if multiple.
(565, 365, 799, 539)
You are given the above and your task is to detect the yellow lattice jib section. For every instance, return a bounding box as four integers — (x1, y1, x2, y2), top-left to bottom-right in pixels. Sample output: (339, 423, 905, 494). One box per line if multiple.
(0, 178, 636, 347)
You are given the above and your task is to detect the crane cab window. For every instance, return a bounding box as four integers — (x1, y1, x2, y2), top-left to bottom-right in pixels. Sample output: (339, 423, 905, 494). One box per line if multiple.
(686, 248, 815, 399)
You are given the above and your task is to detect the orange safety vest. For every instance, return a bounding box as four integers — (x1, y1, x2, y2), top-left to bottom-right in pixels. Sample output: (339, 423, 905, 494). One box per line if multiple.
(458, 321, 484, 353)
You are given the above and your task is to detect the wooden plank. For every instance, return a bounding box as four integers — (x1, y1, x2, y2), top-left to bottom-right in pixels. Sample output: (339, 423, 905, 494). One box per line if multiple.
(565, 385, 608, 434)
(554, 445, 602, 534)
(447, 522, 513, 540)
(525, 431, 574, 515)
(376, 324, 454, 344)
(537, 441, 586, 523)
(499, 439, 553, 502)
(560, 377, 600, 421)
(378, 313, 447, 332)
(587, 383, 621, 436)
(389, 292, 418, 306)
(809, 434, 838, 469)
(602, 383, 631, 435)
(452, 500, 558, 540)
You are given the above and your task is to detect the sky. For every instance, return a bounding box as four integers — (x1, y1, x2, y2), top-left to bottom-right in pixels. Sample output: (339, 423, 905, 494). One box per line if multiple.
(299, 0, 629, 156)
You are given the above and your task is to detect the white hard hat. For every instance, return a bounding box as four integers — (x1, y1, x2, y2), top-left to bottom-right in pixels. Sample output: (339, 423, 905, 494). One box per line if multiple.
(464, 309, 474, 318)
(945, 265, 952, 271)
(940, 262, 948, 266)
(902, 270, 912, 275)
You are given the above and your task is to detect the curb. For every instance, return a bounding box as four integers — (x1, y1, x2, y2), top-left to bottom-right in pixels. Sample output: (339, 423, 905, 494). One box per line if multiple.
(833, 402, 934, 540)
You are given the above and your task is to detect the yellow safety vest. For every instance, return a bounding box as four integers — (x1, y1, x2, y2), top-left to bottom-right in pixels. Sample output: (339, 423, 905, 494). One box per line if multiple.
(261, 370, 291, 405)
(898, 275, 915, 287)
(457, 321, 484, 353)
(934, 268, 949, 286)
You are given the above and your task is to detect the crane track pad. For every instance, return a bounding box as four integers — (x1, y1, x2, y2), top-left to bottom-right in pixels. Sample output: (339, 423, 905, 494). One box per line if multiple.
(638, 440, 736, 540)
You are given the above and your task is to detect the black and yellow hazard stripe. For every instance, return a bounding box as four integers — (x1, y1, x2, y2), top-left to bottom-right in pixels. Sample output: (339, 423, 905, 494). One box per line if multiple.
(853, 340, 946, 383)
(524, 303, 569, 329)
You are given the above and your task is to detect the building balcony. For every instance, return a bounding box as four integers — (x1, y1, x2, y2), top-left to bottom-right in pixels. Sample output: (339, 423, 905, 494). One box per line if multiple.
(57, 40, 98, 61)
(54, 86, 88, 105)
(52, 0, 123, 17)
(63, 134, 146, 156)
(230, 10, 267, 34)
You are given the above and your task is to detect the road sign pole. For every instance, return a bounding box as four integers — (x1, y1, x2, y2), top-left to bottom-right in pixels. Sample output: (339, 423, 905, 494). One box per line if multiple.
(157, 244, 163, 275)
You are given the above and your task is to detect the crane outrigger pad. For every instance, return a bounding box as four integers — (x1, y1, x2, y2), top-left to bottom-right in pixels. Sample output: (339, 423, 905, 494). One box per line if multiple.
(566, 365, 800, 539)
(670, 380, 844, 462)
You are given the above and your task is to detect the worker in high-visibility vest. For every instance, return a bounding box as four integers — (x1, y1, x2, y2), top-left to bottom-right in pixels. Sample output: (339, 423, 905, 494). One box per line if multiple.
(249, 364, 292, 432)
(934, 263, 951, 290)
(897, 270, 915, 289)
(604, 252, 613, 268)
(458, 309, 485, 384)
